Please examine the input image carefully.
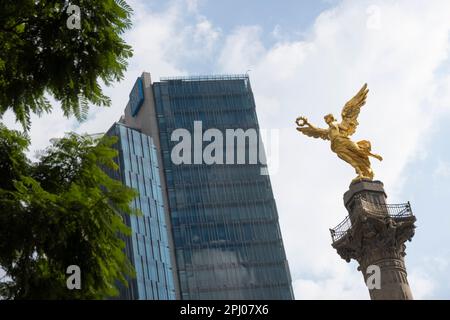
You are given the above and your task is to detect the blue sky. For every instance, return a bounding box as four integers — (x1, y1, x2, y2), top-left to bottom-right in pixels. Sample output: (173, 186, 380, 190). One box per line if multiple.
(3, 0, 450, 299)
(189, 0, 333, 40)
(140, 0, 337, 74)
(149, 0, 333, 34)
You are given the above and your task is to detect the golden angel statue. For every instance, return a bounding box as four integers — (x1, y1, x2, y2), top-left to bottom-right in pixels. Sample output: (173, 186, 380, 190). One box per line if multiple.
(295, 83, 382, 181)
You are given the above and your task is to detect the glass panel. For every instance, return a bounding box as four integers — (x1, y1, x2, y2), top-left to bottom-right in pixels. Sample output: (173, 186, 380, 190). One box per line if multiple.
(153, 77, 293, 299)
(105, 123, 176, 300)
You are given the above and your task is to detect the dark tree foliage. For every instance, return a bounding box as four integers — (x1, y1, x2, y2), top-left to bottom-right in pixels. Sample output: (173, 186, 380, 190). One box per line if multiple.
(0, 123, 137, 299)
(0, 0, 133, 129)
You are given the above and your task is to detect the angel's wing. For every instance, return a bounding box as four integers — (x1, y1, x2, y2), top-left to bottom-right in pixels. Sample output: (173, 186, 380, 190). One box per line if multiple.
(296, 126, 329, 140)
(340, 83, 369, 136)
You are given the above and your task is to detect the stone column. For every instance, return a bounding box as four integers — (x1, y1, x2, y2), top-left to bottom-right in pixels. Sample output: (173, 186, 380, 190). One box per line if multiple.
(330, 180, 416, 300)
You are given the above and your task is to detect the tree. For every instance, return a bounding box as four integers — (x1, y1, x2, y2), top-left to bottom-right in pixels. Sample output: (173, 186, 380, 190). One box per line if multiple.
(0, 0, 133, 129)
(0, 123, 137, 299)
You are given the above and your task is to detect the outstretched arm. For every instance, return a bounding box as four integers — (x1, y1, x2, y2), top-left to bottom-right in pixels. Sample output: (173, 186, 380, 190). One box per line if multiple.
(295, 116, 329, 140)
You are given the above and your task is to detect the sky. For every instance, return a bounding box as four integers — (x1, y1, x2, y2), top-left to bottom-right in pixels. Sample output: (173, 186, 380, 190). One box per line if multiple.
(3, 0, 450, 299)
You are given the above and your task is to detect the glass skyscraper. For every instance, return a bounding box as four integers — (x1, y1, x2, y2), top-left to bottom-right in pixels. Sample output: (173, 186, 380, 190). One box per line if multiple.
(109, 72, 293, 300)
(106, 123, 176, 300)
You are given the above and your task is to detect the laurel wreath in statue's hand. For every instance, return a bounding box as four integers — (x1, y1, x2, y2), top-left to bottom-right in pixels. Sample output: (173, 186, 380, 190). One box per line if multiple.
(295, 116, 308, 127)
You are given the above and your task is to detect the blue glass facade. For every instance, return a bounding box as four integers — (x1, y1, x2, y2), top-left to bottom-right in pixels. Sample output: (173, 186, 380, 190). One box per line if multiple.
(152, 75, 294, 299)
(106, 123, 176, 300)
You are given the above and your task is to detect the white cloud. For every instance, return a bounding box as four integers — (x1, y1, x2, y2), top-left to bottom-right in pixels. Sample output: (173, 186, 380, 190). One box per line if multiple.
(408, 269, 436, 299)
(218, 26, 265, 73)
(195, 17, 220, 45)
(185, 0, 202, 13)
(2, 102, 77, 159)
(271, 24, 282, 40)
(408, 254, 450, 299)
(294, 262, 369, 300)
(216, 0, 450, 299)
(434, 159, 450, 178)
